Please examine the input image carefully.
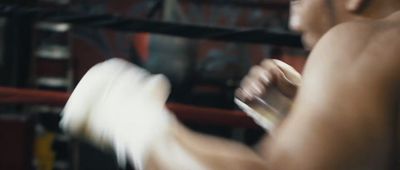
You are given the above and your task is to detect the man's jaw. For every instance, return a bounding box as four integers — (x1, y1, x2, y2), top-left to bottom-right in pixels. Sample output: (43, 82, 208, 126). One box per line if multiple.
(301, 34, 317, 51)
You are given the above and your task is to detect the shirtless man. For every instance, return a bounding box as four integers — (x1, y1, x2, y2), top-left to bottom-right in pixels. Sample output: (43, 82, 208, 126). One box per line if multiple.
(237, 0, 400, 169)
(61, 0, 400, 169)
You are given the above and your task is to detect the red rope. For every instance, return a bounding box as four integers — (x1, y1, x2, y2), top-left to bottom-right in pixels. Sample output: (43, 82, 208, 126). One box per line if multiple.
(0, 86, 259, 128)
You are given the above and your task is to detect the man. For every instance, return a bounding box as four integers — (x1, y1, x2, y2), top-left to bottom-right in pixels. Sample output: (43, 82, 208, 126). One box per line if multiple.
(61, 0, 400, 169)
(238, 0, 400, 169)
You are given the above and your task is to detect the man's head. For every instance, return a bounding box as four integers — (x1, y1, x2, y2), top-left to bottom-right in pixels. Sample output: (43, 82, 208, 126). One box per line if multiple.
(289, 0, 400, 49)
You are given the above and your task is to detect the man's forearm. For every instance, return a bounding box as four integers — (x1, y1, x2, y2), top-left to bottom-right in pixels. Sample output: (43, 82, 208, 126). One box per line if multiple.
(144, 122, 268, 170)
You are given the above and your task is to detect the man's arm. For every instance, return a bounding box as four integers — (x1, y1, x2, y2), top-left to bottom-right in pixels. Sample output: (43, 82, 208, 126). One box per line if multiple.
(145, 122, 268, 170)
(143, 22, 398, 170)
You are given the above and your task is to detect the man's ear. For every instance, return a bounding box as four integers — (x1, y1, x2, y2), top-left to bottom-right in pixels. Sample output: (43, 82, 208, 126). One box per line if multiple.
(346, 0, 367, 12)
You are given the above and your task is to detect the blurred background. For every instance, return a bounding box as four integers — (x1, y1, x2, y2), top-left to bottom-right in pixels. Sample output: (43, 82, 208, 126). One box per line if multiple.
(0, 0, 307, 169)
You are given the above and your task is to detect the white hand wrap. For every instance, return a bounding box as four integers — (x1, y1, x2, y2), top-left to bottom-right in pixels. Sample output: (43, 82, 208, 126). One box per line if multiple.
(60, 58, 174, 169)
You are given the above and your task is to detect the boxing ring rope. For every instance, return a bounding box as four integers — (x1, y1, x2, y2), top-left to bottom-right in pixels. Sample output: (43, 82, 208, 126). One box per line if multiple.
(184, 0, 290, 10)
(0, 86, 259, 129)
(0, 5, 303, 48)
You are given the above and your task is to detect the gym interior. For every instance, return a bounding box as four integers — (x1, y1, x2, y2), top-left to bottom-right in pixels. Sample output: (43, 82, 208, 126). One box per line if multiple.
(0, 0, 307, 169)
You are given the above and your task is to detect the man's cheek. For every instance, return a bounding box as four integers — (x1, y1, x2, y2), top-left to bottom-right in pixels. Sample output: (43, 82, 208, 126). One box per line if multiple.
(302, 33, 317, 50)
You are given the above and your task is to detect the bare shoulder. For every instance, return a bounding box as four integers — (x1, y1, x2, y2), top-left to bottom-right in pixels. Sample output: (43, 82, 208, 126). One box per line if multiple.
(306, 12, 400, 90)
(311, 15, 399, 61)
(312, 11, 400, 57)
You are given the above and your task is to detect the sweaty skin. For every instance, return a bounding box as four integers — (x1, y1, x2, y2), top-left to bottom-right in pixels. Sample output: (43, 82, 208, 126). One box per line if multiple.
(143, 12, 400, 170)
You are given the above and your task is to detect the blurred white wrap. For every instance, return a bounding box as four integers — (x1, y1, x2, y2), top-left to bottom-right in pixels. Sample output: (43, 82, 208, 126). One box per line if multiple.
(60, 58, 174, 169)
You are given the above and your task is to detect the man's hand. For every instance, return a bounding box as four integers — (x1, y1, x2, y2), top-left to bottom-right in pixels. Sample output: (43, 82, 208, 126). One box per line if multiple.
(236, 59, 301, 102)
(60, 58, 174, 169)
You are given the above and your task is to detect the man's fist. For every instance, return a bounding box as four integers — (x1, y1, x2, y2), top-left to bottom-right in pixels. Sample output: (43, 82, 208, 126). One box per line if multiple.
(236, 59, 301, 102)
(60, 58, 174, 169)
(235, 59, 302, 130)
